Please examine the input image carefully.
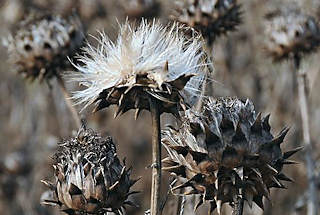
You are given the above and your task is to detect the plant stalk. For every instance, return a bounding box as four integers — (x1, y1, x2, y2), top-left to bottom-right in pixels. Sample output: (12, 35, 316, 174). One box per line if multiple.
(232, 197, 244, 215)
(294, 55, 318, 215)
(56, 74, 81, 128)
(149, 96, 162, 215)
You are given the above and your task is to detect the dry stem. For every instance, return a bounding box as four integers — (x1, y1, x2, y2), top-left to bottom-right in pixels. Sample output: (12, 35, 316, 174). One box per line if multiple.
(232, 197, 244, 215)
(56, 74, 81, 128)
(179, 196, 186, 215)
(149, 96, 162, 215)
(294, 56, 318, 215)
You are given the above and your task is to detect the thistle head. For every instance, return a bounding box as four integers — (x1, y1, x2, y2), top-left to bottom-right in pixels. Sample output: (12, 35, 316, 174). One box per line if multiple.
(162, 97, 301, 213)
(41, 127, 139, 215)
(71, 20, 210, 118)
(4, 13, 85, 81)
(172, 0, 242, 44)
(264, 8, 320, 61)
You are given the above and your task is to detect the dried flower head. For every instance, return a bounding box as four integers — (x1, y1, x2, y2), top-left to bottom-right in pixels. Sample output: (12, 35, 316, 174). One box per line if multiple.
(71, 20, 209, 117)
(162, 97, 301, 213)
(41, 126, 139, 215)
(4, 13, 85, 81)
(120, 0, 160, 18)
(173, 0, 242, 44)
(264, 8, 320, 61)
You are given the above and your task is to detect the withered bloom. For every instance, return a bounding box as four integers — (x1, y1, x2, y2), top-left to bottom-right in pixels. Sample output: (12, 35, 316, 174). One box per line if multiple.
(264, 8, 320, 61)
(71, 20, 209, 118)
(162, 97, 301, 213)
(4, 13, 85, 81)
(120, 0, 160, 18)
(173, 0, 242, 44)
(41, 127, 139, 215)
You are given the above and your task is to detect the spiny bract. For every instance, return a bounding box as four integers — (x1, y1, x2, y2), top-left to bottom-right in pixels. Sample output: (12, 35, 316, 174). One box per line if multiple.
(173, 0, 242, 44)
(4, 13, 85, 81)
(162, 97, 301, 213)
(71, 20, 209, 117)
(264, 7, 320, 61)
(41, 127, 139, 215)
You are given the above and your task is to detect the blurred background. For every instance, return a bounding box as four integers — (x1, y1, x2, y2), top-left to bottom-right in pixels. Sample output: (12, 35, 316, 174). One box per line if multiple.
(1, 0, 320, 214)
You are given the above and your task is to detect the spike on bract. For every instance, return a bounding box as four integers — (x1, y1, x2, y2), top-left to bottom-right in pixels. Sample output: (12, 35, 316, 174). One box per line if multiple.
(162, 97, 300, 213)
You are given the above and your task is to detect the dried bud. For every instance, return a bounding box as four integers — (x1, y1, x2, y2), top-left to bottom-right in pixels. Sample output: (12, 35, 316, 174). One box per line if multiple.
(163, 97, 301, 213)
(264, 8, 320, 61)
(120, 0, 160, 18)
(172, 0, 242, 44)
(4, 13, 85, 81)
(41, 127, 139, 215)
(71, 20, 209, 118)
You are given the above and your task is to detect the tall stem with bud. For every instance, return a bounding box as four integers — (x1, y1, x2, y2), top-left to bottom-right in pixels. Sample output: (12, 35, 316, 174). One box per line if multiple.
(294, 55, 318, 215)
(149, 96, 162, 215)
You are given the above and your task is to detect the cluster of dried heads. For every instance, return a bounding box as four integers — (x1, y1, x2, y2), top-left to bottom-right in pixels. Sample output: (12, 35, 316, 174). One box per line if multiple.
(3, 0, 315, 215)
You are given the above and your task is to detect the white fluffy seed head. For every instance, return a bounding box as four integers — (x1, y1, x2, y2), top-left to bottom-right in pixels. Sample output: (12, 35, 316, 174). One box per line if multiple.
(70, 19, 210, 111)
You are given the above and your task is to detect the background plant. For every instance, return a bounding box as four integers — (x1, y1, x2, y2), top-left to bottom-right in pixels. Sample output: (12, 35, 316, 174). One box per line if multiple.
(0, 0, 318, 215)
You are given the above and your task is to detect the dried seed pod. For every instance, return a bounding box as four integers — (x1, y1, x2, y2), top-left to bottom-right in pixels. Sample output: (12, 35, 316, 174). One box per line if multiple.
(162, 97, 301, 213)
(264, 8, 320, 61)
(172, 0, 242, 44)
(4, 13, 85, 81)
(120, 0, 160, 18)
(71, 20, 209, 118)
(41, 127, 139, 215)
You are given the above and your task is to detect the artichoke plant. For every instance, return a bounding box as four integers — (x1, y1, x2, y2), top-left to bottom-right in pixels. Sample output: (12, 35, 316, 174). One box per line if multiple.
(4, 13, 84, 81)
(70, 20, 210, 215)
(172, 0, 242, 44)
(163, 97, 301, 213)
(264, 6, 320, 215)
(264, 7, 320, 61)
(41, 126, 139, 215)
(70, 20, 209, 118)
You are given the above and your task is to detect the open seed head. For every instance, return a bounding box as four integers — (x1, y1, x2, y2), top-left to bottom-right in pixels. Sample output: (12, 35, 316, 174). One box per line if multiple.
(4, 13, 85, 81)
(120, 0, 160, 18)
(264, 8, 320, 61)
(172, 0, 242, 44)
(71, 20, 210, 118)
(41, 127, 139, 215)
(162, 97, 301, 213)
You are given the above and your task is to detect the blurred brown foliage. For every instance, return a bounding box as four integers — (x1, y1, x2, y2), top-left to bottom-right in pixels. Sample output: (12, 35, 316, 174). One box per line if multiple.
(1, 0, 320, 215)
